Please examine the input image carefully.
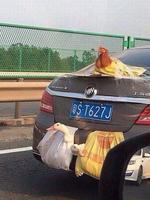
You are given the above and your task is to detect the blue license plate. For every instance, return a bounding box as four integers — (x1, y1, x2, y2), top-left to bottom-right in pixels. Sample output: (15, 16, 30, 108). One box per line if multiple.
(70, 100, 112, 121)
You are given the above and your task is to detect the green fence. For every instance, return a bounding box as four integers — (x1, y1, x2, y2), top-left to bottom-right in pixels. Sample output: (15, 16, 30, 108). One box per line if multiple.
(1, 23, 150, 79)
(0, 23, 126, 77)
(127, 36, 150, 48)
(0, 46, 97, 73)
(133, 37, 150, 47)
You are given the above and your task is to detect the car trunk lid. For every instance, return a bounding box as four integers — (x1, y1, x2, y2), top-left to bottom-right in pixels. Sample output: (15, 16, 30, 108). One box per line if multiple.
(48, 75, 150, 132)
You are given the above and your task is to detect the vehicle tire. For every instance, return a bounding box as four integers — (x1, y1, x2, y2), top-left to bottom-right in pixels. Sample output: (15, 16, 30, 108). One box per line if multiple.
(136, 166, 143, 186)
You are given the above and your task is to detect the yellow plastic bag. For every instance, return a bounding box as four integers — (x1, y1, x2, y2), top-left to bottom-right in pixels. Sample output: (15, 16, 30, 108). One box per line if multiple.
(94, 47, 146, 78)
(95, 59, 146, 78)
(75, 131, 124, 179)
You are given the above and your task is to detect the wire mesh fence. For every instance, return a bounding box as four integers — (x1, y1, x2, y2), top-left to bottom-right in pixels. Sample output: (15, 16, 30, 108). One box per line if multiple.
(0, 23, 125, 76)
(133, 38, 150, 48)
(0, 46, 97, 72)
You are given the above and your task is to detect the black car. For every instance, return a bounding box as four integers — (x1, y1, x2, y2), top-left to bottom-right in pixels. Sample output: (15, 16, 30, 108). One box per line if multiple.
(33, 46, 150, 169)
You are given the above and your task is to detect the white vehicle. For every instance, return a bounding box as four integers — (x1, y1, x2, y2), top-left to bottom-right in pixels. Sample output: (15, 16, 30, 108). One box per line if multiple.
(125, 147, 150, 185)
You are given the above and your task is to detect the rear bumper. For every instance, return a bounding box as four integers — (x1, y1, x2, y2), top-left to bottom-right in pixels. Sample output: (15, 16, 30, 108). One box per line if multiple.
(123, 125, 150, 140)
(32, 111, 150, 170)
(33, 111, 150, 150)
(32, 111, 54, 152)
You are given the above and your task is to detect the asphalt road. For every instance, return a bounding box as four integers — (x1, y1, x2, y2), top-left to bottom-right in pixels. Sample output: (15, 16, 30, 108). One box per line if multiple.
(0, 128, 150, 200)
(0, 150, 150, 200)
(0, 150, 99, 200)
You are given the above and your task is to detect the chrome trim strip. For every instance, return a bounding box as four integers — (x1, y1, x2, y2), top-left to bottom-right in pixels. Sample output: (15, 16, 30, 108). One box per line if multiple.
(46, 87, 150, 104)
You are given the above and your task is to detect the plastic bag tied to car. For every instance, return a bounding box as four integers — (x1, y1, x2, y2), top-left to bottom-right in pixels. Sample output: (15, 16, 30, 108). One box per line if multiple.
(75, 131, 124, 179)
(94, 47, 146, 77)
(37, 123, 74, 170)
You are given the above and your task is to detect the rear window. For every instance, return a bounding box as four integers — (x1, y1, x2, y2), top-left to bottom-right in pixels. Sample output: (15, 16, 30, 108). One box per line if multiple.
(118, 48, 150, 75)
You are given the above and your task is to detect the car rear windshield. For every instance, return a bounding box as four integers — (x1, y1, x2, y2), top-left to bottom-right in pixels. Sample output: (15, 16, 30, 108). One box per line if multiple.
(118, 48, 150, 75)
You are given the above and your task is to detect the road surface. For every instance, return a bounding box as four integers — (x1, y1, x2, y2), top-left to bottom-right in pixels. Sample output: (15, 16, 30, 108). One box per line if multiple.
(0, 126, 149, 200)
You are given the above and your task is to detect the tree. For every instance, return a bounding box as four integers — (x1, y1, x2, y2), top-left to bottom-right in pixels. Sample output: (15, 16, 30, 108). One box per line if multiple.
(82, 49, 96, 66)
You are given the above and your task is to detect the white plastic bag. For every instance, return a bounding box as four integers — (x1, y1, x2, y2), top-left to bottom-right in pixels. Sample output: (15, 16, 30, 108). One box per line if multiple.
(37, 130, 73, 170)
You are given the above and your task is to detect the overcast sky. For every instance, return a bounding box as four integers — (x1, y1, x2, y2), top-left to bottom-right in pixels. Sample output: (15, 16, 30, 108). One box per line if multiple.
(0, 0, 150, 38)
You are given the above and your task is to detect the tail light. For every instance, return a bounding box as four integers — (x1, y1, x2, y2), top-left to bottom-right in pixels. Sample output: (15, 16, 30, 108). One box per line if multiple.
(135, 105, 150, 125)
(40, 90, 53, 113)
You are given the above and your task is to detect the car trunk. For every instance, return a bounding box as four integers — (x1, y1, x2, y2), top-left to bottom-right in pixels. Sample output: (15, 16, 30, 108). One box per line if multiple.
(48, 75, 150, 132)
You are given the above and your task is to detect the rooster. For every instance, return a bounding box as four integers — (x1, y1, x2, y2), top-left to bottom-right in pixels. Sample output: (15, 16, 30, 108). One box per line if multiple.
(95, 47, 112, 69)
(95, 47, 145, 77)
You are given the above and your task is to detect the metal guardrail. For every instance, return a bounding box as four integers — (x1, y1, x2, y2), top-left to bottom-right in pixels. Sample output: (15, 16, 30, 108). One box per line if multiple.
(0, 81, 49, 102)
(0, 72, 68, 79)
(0, 80, 50, 121)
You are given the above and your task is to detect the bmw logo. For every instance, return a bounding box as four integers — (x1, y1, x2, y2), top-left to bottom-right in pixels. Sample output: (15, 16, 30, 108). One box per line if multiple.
(85, 86, 97, 98)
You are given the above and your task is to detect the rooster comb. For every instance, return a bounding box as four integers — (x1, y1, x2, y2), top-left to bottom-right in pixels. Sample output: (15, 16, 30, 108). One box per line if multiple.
(98, 47, 108, 54)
